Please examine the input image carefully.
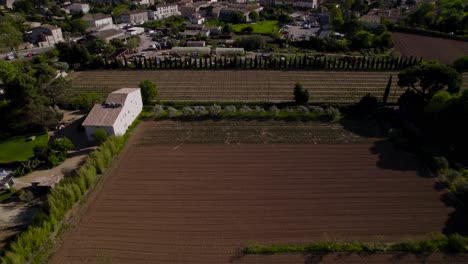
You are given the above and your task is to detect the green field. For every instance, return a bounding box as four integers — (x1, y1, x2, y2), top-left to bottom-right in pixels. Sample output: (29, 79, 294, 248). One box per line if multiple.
(0, 134, 48, 163)
(232, 20, 279, 35)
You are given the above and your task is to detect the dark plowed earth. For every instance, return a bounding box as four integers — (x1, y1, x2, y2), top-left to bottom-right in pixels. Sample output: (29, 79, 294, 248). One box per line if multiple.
(50, 122, 461, 264)
(392, 32, 468, 65)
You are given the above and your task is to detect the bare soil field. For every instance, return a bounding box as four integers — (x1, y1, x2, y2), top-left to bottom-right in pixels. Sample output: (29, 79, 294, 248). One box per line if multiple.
(392, 32, 468, 65)
(50, 121, 464, 264)
(68, 70, 404, 103)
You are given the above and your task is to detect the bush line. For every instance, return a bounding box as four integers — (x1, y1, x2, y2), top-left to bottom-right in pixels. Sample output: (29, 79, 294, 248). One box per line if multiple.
(0, 120, 140, 264)
(244, 234, 468, 255)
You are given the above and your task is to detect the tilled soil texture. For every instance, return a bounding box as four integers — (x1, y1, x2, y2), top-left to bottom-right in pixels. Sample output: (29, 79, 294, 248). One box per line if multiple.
(68, 70, 404, 103)
(392, 32, 468, 65)
(51, 122, 457, 264)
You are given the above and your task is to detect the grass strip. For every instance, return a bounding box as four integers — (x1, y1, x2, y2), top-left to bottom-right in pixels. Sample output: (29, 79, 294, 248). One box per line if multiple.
(244, 234, 468, 255)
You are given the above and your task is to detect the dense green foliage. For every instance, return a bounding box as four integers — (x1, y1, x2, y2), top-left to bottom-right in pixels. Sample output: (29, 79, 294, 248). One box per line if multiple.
(244, 233, 468, 254)
(0, 119, 139, 263)
(398, 62, 462, 98)
(138, 80, 158, 105)
(453, 56, 468, 72)
(293, 82, 309, 104)
(0, 57, 69, 135)
(93, 129, 108, 145)
(405, 0, 468, 35)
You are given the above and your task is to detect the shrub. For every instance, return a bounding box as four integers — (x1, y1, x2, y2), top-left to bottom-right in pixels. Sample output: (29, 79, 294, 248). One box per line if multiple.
(224, 105, 237, 113)
(269, 105, 279, 116)
(93, 129, 107, 145)
(47, 154, 65, 168)
(446, 234, 467, 252)
(432, 156, 449, 171)
(167, 107, 178, 117)
(208, 104, 222, 117)
(255, 106, 265, 113)
(138, 80, 158, 105)
(52, 137, 74, 153)
(18, 190, 34, 203)
(240, 105, 252, 113)
(182, 106, 194, 116)
(293, 82, 309, 104)
(33, 145, 50, 162)
(296, 105, 309, 114)
(324, 107, 340, 121)
(193, 106, 208, 117)
(310, 106, 324, 113)
(153, 104, 165, 117)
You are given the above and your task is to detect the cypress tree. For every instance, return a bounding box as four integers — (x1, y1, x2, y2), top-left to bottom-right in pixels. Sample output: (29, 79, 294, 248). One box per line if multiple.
(382, 75, 392, 105)
(148, 58, 152, 69)
(143, 57, 148, 68)
(124, 56, 128, 68)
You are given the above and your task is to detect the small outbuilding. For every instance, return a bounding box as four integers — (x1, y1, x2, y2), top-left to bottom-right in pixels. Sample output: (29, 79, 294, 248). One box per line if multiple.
(82, 88, 143, 141)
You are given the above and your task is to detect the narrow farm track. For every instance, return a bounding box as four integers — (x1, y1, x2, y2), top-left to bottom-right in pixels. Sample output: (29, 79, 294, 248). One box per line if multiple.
(50, 122, 463, 264)
(68, 70, 406, 103)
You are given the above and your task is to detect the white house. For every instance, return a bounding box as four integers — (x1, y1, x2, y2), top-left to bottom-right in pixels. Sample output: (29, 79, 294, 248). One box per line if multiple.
(82, 88, 143, 141)
(67, 3, 90, 14)
(148, 3, 179, 20)
(82, 13, 114, 31)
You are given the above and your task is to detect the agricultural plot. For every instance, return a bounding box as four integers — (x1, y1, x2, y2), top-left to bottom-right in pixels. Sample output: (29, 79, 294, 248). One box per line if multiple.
(392, 32, 468, 65)
(68, 70, 405, 103)
(51, 121, 460, 264)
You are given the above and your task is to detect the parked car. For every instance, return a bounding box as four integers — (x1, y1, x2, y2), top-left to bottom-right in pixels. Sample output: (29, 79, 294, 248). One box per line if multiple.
(25, 53, 33, 57)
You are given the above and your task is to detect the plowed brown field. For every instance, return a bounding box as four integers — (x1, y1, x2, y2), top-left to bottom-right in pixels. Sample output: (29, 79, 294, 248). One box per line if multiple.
(392, 32, 468, 65)
(51, 121, 462, 264)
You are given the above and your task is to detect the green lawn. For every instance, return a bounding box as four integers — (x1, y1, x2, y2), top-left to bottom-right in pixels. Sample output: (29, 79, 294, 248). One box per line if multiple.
(0, 134, 48, 163)
(232, 20, 280, 35)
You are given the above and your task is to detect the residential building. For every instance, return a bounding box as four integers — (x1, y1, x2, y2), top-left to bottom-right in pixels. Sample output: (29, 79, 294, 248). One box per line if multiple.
(119, 9, 149, 24)
(132, 0, 155, 5)
(219, 4, 263, 22)
(187, 40, 206, 47)
(148, 3, 179, 20)
(82, 88, 143, 141)
(260, 0, 318, 8)
(83, 13, 114, 31)
(25, 24, 64, 47)
(67, 3, 90, 14)
(0, 0, 16, 9)
(91, 29, 126, 42)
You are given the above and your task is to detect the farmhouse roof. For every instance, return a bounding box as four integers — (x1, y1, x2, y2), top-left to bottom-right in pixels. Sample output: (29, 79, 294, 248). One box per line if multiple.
(82, 88, 139, 127)
(82, 13, 111, 22)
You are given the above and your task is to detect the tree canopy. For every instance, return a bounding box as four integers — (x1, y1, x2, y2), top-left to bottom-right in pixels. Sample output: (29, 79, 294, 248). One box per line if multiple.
(398, 62, 462, 97)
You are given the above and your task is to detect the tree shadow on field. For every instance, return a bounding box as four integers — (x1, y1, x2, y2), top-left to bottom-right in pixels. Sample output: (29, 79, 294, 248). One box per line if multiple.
(340, 119, 468, 240)
(340, 118, 430, 177)
(440, 193, 468, 236)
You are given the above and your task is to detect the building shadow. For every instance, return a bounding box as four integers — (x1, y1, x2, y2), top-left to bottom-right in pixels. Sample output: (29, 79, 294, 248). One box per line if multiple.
(49, 116, 93, 150)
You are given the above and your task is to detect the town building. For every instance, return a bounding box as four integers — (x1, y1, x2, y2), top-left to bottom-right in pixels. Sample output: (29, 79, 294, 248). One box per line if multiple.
(83, 13, 114, 31)
(91, 29, 126, 42)
(119, 9, 149, 24)
(67, 3, 90, 14)
(148, 3, 179, 20)
(25, 24, 64, 47)
(187, 40, 206, 47)
(82, 88, 143, 141)
(0, 0, 15, 9)
(132, 0, 155, 5)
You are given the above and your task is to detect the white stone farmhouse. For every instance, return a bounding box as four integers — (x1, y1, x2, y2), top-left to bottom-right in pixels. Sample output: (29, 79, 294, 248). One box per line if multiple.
(82, 88, 143, 141)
